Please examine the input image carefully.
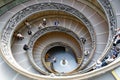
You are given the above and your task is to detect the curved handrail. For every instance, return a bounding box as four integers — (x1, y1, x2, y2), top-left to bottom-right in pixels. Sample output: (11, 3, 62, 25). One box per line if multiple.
(0, 2, 96, 75)
(28, 26, 83, 74)
(97, 0, 117, 59)
(2, 1, 110, 79)
(77, 0, 118, 73)
(78, 40, 113, 74)
(27, 50, 50, 75)
(0, 2, 119, 80)
(30, 14, 96, 71)
(29, 14, 95, 70)
(65, 0, 117, 74)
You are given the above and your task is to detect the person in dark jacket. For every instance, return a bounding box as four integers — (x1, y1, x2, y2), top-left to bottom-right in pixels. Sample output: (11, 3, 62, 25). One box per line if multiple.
(27, 30, 32, 35)
(23, 44, 29, 51)
(80, 37, 86, 44)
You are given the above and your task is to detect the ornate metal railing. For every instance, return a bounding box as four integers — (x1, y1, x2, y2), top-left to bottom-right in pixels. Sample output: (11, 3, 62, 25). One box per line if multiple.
(0, 2, 96, 74)
(0, 2, 97, 80)
(97, 0, 117, 60)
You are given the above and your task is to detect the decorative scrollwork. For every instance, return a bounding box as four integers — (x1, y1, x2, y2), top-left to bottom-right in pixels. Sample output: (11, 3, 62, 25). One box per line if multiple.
(98, 0, 117, 35)
(1, 2, 95, 46)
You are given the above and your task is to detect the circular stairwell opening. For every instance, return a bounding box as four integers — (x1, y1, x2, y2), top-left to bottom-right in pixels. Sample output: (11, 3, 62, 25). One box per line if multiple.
(45, 46, 78, 73)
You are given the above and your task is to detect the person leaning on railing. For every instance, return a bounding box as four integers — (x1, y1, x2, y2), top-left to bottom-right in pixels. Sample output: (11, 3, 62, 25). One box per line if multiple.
(113, 28, 120, 46)
(101, 55, 115, 67)
(93, 53, 117, 70)
(111, 47, 120, 58)
(115, 28, 120, 35)
(93, 60, 102, 69)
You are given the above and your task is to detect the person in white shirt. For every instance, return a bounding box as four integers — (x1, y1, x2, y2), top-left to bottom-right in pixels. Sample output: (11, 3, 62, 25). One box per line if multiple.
(101, 55, 115, 67)
(24, 20, 31, 29)
(115, 28, 120, 35)
(93, 60, 102, 69)
(113, 34, 120, 46)
(38, 23, 44, 29)
(16, 32, 24, 40)
(84, 50, 89, 56)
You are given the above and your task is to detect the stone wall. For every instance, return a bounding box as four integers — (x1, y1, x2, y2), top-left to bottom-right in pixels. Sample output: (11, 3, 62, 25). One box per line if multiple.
(0, 0, 29, 16)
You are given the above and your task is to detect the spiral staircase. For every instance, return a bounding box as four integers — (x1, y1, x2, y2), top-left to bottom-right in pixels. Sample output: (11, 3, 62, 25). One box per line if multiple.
(0, 0, 120, 80)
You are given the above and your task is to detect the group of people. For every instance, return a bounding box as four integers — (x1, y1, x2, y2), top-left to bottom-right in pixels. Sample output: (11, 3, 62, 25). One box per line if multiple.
(38, 18, 47, 29)
(93, 46, 120, 69)
(15, 19, 44, 51)
(80, 37, 86, 44)
(15, 20, 33, 51)
(93, 28, 120, 69)
(24, 20, 32, 35)
(15, 18, 60, 51)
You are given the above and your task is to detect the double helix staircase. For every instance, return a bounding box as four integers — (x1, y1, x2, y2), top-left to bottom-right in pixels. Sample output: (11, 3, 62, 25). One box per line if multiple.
(0, 0, 120, 80)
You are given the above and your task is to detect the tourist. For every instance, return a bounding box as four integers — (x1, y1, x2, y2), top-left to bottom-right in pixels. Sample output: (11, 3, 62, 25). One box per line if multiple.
(23, 44, 29, 51)
(38, 23, 44, 29)
(24, 20, 31, 29)
(93, 54, 115, 69)
(113, 28, 120, 46)
(24, 20, 32, 35)
(27, 30, 32, 35)
(111, 47, 120, 58)
(16, 32, 24, 40)
(54, 20, 59, 26)
(62, 59, 66, 65)
(114, 28, 120, 35)
(93, 60, 102, 69)
(42, 18, 47, 26)
(80, 37, 86, 44)
(101, 55, 115, 67)
(84, 50, 89, 56)
(113, 34, 120, 46)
